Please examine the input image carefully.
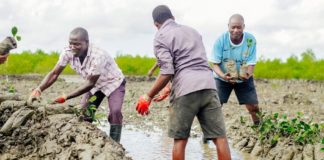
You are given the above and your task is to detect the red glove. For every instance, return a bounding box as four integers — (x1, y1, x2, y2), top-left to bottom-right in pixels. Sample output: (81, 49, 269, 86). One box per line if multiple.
(136, 95, 152, 115)
(153, 85, 171, 102)
(54, 95, 67, 104)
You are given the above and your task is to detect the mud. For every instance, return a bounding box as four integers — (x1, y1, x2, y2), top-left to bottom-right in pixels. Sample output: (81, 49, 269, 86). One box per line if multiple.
(1, 75, 324, 160)
(0, 94, 130, 159)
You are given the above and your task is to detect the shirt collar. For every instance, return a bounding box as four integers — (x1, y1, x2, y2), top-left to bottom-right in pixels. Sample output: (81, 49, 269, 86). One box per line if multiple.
(160, 19, 175, 30)
(228, 32, 245, 47)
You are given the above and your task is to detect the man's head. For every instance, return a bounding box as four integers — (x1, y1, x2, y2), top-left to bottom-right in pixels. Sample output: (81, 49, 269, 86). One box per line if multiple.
(152, 5, 174, 29)
(228, 14, 245, 42)
(69, 27, 89, 57)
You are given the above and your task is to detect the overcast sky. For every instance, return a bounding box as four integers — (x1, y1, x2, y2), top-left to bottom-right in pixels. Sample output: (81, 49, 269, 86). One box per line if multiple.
(1, 0, 324, 60)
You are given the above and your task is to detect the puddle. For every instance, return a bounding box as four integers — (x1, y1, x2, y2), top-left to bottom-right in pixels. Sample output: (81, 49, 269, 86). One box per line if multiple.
(99, 124, 244, 160)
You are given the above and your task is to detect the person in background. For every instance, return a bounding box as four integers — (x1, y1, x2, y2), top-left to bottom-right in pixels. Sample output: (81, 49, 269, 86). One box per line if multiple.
(0, 37, 17, 64)
(209, 14, 261, 125)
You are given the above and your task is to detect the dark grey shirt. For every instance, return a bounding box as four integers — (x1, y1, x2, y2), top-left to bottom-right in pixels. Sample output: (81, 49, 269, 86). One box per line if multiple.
(154, 19, 216, 100)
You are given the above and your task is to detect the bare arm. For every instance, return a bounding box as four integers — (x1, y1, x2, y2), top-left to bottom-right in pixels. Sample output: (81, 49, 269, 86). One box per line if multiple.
(147, 74, 172, 99)
(212, 63, 231, 81)
(66, 74, 100, 100)
(38, 64, 65, 91)
(147, 62, 159, 77)
(246, 65, 255, 76)
(240, 65, 255, 80)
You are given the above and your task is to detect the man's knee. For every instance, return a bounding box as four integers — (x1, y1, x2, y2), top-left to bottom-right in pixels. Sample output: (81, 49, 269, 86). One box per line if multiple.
(246, 104, 259, 113)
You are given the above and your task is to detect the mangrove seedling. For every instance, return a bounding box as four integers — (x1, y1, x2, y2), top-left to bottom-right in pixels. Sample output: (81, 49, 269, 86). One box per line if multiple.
(11, 26, 21, 41)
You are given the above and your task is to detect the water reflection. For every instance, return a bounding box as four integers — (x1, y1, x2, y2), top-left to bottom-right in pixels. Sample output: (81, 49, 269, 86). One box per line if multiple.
(99, 124, 243, 160)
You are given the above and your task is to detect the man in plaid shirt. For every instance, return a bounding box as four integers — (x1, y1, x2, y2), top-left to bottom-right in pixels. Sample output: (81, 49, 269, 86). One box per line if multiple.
(28, 27, 126, 143)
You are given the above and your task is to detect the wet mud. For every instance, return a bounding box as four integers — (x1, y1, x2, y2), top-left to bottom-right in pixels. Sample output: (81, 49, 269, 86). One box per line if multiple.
(1, 75, 324, 160)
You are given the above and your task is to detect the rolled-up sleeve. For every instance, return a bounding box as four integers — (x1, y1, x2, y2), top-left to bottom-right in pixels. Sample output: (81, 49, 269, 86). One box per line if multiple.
(209, 38, 223, 64)
(154, 38, 174, 75)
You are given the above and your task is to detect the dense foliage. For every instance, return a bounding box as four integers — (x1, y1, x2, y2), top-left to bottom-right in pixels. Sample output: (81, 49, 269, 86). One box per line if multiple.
(0, 49, 323, 80)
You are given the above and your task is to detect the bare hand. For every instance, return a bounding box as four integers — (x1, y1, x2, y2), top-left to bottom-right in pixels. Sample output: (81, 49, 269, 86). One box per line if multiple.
(239, 72, 251, 81)
(147, 70, 154, 77)
(222, 73, 232, 81)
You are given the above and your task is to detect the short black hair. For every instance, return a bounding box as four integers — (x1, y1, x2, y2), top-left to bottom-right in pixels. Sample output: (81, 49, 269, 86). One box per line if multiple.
(70, 27, 89, 42)
(229, 14, 244, 24)
(152, 5, 174, 24)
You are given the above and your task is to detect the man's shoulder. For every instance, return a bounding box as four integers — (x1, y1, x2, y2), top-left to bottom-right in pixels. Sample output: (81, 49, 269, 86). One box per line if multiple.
(244, 32, 256, 40)
(214, 32, 229, 45)
(90, 44, 109, 56)
(89, 44, 113, 61)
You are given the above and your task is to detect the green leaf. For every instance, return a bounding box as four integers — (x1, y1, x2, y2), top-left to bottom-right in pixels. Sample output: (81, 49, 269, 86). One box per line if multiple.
(240, 116, 246, 124)
(89, 96, 97, 103)
(95, 113, 106, 119)
(321, 148, 324, 152)
(89, 104, 97, 110)
(11, 26, 18, 37)
(271, 134, 279, 145)
(16, 36, 21, 41)
(282, 114, 287, 119)
(322, 137, 324, 144)
(297, 112, 303, 118)
(273, 113, 279, 119)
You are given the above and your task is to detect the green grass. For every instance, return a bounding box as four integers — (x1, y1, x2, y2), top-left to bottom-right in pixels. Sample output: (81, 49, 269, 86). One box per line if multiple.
(0, 50, 157, 76)
(254, 49, 324, 80)
(115, 54, 157, 75)
(0, 49, 323, 80)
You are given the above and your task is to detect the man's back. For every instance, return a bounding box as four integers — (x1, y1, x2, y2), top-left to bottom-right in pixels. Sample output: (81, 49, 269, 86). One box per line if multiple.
(154, 19, 215, 99)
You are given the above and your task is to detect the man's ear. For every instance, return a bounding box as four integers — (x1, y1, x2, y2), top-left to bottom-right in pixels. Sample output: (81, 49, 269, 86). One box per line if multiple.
(154, 22, 161, 29)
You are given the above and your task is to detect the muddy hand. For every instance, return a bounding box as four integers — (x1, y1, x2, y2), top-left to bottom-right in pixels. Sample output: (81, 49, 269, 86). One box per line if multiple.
(27, 88, 41, 106)
(153, 85, 170, 102)
(239, 72, 251, 81)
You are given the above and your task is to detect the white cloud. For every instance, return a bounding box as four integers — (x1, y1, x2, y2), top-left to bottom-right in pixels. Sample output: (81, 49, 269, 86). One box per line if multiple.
(0, 0, 323, 60)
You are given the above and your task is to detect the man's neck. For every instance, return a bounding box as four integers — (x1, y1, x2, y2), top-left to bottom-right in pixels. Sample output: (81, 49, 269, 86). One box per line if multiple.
(79, 51, 87, 65)
(231, 36, 243, 45)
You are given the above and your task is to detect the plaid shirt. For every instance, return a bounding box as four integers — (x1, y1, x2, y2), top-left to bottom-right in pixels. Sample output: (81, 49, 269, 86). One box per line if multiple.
(57, 44, 124, 96)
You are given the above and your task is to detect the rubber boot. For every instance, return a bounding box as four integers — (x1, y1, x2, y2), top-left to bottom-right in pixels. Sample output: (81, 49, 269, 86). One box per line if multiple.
(110, 125, 122, 143)
(202, 136, 210, 144)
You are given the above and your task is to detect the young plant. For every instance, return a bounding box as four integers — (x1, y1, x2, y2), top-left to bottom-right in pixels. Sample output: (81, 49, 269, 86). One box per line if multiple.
(8, 84, 15, 93)
(84, 95, 106, 125)
(251, 112, 323, 147)
(11, 26, 21, 41)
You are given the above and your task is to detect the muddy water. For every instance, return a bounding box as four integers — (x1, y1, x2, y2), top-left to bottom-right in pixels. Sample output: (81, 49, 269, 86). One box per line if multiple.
(62, 76, 245, 159)
(98, 124, 243, 160)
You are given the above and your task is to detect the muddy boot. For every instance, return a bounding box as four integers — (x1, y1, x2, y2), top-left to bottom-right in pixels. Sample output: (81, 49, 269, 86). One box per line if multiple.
(110, 125, 122, 143)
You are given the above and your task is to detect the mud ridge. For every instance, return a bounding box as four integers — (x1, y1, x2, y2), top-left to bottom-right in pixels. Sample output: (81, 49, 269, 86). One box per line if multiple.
(0, 94, 131, 160)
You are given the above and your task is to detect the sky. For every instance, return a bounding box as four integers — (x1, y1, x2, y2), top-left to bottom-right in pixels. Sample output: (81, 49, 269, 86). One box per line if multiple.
(1, 0, 324, 60)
